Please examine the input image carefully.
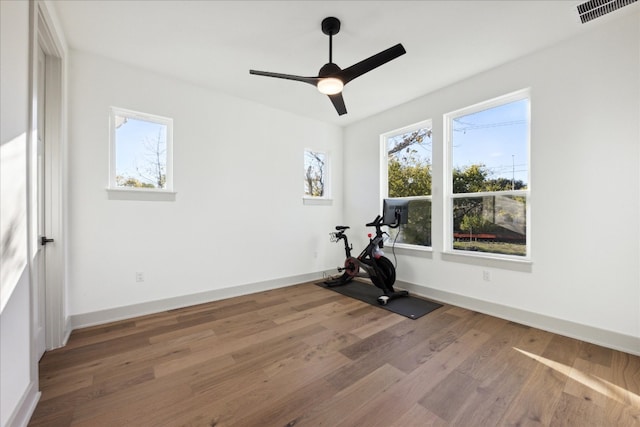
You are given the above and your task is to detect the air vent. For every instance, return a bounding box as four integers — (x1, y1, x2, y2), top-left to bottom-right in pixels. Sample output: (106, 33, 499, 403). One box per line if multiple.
(577, 0, 637, 24)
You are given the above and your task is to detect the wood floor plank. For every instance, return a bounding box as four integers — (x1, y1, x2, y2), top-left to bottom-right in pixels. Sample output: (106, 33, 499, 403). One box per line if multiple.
(498, 352, 574, 426)
(225, 377, 338, 427)
(386, 312, 469, 374)
(60, 320, 141, 349)
(350, 310, 405, 339)
(316, 301, 384, 333)
(550, 392, 606, 427)
(418, 369, 481, 422)
(388, 402, 448, 427)
(70, 382, 194, 426)
(295, 363, 406, 426)
(450, 358, 530, 426)
(154, 350, 235, 379)
(180, 349, 350, 426)
(611, 350, 640, 401)
(299, 325, 361, 355)
(564, 356, 616, 408)
(28, 282, 640, 427)
(333, 328, 492, 427)
(147, 322, 216, 345)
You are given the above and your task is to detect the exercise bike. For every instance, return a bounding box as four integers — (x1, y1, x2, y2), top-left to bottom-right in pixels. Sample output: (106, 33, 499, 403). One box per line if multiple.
(324, 213, 408, 305)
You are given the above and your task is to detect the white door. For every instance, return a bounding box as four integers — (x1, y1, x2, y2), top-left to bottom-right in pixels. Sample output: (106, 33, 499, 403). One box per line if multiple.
(34, 45, 48, 360)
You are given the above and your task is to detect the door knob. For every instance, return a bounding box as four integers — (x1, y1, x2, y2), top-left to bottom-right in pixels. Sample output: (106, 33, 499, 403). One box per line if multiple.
(40, 236, 54, 246)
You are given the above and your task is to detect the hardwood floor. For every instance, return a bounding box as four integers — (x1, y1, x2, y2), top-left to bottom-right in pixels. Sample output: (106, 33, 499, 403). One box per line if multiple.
(29, 282, 640, 426)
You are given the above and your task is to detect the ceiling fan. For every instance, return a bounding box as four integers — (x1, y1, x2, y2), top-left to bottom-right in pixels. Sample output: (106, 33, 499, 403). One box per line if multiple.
(249, 17, 406, 116)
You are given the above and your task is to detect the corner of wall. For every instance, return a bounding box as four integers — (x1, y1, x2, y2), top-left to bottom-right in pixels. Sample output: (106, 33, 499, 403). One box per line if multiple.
(3, 382, 40, 427)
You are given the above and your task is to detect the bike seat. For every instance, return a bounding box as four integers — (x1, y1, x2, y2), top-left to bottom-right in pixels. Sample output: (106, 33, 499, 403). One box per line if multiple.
(335, 226, 350, 231)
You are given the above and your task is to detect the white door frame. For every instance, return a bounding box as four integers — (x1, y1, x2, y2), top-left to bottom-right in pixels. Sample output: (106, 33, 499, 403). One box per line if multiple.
(28, 0, 67, 357)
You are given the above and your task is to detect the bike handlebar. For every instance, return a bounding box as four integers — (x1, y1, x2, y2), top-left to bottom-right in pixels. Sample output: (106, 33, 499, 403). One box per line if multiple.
(365, 215, 383, 228)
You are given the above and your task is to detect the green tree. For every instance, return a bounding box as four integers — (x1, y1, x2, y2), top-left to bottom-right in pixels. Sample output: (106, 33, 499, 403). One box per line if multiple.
(388, 157, 431, 197)
(485, 177, 526, 191)
(386, 127, 432, 245)
(459, 213, 490, 241)
(115, 176, 155, 188)
(453, 164, 489, 193)
(452, 163, 526, 235)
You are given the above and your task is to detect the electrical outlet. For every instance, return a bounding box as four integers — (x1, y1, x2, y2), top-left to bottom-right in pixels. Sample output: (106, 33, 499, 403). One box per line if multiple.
(482, 270, 491, 281)
(135, 272, 144, 283)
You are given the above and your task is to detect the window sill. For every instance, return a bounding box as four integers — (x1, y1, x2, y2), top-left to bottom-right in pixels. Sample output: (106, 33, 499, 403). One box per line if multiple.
(442, 250, 532, 272)
(387, 242, 432, 253)
(303, 197, 333, 206)
(107, 188, 177, 201)
(384, 243, 433, 259)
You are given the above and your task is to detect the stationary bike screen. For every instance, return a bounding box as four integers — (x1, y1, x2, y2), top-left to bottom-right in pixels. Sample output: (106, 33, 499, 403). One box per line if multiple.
(382, 198, 409, 227)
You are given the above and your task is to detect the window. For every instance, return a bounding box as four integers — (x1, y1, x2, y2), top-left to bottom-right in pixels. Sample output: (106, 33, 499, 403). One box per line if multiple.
(444, 89, 530, 259)
(109, 107, 173, 191)
(304, 149, 329, 198)
(382, 120, 432, 247)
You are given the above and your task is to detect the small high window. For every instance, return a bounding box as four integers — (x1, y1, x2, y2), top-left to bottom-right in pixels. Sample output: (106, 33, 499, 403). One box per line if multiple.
(109, 107, 173, 191)
(304, 149, 329, 198)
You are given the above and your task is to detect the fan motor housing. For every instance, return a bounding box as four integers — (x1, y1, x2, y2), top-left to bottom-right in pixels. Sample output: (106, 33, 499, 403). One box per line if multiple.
(321, 17, 341, 36)
(319, 62, 342, 77)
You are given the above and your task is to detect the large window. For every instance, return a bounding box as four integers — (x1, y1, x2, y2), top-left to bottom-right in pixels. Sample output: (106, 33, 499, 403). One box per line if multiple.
(445, 90, 530, 259)
(109, 107, 173, 191)
(382, 120, 432, 247)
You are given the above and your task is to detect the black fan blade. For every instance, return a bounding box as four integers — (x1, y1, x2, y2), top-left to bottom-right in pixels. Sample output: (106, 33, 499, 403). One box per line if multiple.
(339, 43, 406, 85)
(328, 93, 347, 116)
(249, 70, 319, 86)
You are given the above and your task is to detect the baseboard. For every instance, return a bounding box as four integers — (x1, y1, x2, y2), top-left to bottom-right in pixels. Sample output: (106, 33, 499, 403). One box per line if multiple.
(4, 381, 40, 427)
(65, 274, 640, 356)
(69, 272, 323, 330)
(398, 280, 640, 357)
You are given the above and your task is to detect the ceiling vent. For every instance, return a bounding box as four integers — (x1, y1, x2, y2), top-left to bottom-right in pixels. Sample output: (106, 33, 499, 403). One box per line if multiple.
(577, 0, 637, 23)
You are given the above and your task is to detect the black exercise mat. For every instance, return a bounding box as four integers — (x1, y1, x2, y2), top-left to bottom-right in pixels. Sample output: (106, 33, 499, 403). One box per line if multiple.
(316, 280, 442, 319)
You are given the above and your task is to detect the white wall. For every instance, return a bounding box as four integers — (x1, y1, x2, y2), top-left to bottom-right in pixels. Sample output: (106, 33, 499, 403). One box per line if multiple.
(67, 51, 344, 319)
(0, 1, 37, 425)
(344, 11, 640, 353)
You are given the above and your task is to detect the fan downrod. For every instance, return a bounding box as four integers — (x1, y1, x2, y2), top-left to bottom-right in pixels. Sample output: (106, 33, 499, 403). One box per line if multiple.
(321, 17, 340, 36)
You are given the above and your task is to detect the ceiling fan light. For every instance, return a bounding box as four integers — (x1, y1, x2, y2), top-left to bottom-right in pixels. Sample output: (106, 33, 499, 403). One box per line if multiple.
(317, 77, 344, 95)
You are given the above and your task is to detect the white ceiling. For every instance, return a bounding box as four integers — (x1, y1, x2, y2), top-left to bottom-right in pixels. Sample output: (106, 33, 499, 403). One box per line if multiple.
(51, 0, 639, 126)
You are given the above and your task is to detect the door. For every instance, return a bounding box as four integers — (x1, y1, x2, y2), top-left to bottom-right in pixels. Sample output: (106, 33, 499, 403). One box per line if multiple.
(34, 45, 47, 360)
(31, 1, 66, 353)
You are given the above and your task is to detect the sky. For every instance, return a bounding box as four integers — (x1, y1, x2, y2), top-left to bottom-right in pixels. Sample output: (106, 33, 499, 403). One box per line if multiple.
(115, 116, 167, 184)
(386, 97, 528, 187)
(451, 98, 529, 185)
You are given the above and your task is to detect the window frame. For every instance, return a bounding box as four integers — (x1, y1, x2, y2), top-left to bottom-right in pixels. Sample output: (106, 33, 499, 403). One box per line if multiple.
(381, 119, 433, 250)
(108, 107, 174, 193)
(303, 148, 332, 205)
(443, 89, 531, 261)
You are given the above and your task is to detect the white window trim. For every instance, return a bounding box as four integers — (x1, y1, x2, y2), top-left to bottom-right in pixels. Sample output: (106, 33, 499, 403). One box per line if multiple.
(108, 107, 174, 194)
(381, 119, 433, 249)
(303, 148, 332, 204)
(443, 88, 531, 262)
